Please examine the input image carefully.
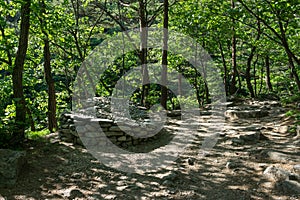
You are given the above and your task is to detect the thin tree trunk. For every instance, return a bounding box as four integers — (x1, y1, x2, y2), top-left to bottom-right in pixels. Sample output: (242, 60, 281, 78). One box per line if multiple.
(218, 41, 228, 96)
(178, 73, 182, 96)
(245, 51, 255, 97)
(229, 0, 238, 95)
(254, 55, 259, 96)
(254, 59, 257, 96)
(139, 0, 150, 107)
(259, 63, 263, 94)
(161, 0, 168, 109)
(265, 55, 273, 92)
(40, 0, 58, 132)
(44, 38, 58, 132)
(245, 20, 261, 97)
(11, 0, 31, 145)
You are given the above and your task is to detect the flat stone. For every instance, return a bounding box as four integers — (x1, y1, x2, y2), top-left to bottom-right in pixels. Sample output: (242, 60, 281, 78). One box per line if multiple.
(0, 149, 27, 187)
(118, 125, 132, 132)
(105, 131, 124, 137)
(84, 131, 101, 138)
(76, 126, 87, 134)
(225, 109, 268, 120)
(267, 151, 300, 163)
(85, 124, 98, 132)
(118, 136, 127, 141)
(109, 126, 123, 132)
(61, 124, 69, 129)
(60, 129, 71, 134)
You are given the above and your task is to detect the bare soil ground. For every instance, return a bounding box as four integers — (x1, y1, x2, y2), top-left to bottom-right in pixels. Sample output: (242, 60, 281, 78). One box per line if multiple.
(0, 100, 299, 200)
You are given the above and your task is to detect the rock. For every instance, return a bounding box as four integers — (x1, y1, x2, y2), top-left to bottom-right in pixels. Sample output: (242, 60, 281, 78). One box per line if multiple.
(0, 149, 27, 187)
(162, 171, 178, 181)
(187, 158, 195, 165)
(61, 124, 69, 129)
(293, 165, 300, 175)
(76, 126, 87, 134)
(273, 126, 289, 134)
(226, 161, 242, 169)
(105, 131, 124, 137)
(69, 189, 85, 199)
(231, 138, 245, 146)
(162, 180, 172, 186)
(263, 166, 290, 182)
(266, 151, 300, 163)
(239, 131, 260, 142)
(167, 110, 181, 117)
(225, 109, 268, 120)
(85, 124, 98, 132)
(275, 180, 300, 195)
(69, 124, 76, 131)
(60, 129, 71, 134)
(243, 126, 261, 131)
(109, 126, 122, 132)
(118, 136, 127, 142)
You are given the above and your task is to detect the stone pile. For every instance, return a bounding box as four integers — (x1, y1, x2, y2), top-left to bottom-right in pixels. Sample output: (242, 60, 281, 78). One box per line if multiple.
(59, 97, 163, 148)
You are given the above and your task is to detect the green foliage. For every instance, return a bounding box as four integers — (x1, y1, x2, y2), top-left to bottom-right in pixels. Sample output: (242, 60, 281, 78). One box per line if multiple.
(281, 94, 300, 105)
(25, 129, 50, 140)
(0, 0, 300, 147)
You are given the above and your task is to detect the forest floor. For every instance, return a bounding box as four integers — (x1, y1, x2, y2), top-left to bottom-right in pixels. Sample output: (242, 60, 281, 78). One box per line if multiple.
(0, 99, 299, 200)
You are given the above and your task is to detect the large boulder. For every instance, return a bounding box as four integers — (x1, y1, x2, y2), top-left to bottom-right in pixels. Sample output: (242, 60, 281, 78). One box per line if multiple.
(0, 149, 26, 187)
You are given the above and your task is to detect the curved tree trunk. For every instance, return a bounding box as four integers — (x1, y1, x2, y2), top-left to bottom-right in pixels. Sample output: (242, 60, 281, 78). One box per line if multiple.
(11, 0, 31, 145)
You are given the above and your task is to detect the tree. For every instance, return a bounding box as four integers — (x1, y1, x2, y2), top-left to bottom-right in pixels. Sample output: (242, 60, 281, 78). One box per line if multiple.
(139, 0, 150, 107)
(11, 0, 31, 145)
(237, 0, 300, 91)
(229, 0, 239, 95)
(160, 0, 168, 109)
(38, 0, 58, 132)
(245, 20, 261, 97)
(265, 55, 273, 91)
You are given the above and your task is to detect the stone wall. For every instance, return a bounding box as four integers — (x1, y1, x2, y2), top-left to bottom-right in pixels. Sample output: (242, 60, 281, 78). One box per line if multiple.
(59, 97, 164, 148)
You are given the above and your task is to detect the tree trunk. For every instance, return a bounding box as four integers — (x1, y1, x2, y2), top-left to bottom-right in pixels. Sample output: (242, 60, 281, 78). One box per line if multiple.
(139, 0, 150, 107)
(40, 0, 58, 132)
(245, 20, 261, 97)
(278, 21, 300, 91)
(178, 73, 182, 96)
(245, 51, 255, 97)
(44, 38, 58, 132)
(161, 0, 168, 109)
(229, 0, 238, 95)
(218, 41, 228, 96)
(265, 55, 273, 91)
(11, 0, 31, 145)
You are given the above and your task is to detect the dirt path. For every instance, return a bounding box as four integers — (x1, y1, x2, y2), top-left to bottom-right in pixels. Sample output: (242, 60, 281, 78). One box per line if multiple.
(0, 100, 299, 200)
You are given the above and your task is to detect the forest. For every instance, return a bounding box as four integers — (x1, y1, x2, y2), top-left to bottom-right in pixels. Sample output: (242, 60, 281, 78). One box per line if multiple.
(0, 0, 299, 147)
(0, 0, 300, 199)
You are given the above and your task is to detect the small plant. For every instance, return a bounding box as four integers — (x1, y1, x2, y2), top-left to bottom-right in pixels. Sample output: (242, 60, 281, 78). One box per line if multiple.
(25, 129, 50, 140)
